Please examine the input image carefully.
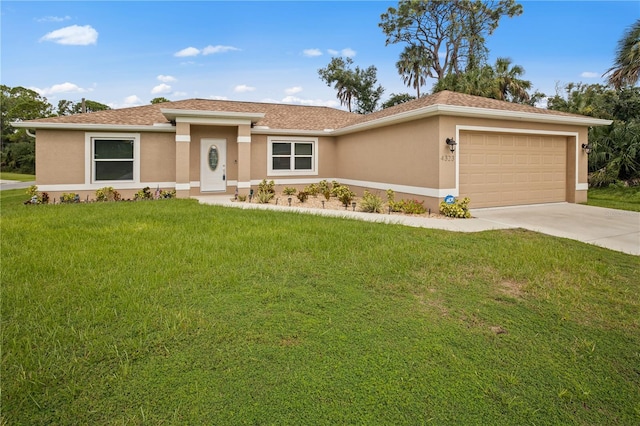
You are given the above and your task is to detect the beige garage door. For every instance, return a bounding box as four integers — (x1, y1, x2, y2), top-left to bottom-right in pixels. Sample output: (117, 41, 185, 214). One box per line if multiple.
(459, 132, 567, 208)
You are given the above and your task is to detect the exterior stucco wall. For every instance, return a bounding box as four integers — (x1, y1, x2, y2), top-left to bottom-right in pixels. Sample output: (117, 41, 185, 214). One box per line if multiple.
(140, 133, 176, 183)
(334, 117, 440, 188)
(35, 130, 85, 185)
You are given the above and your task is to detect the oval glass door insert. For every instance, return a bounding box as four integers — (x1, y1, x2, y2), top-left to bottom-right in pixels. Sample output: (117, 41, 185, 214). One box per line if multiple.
(208, 145, 219, 171)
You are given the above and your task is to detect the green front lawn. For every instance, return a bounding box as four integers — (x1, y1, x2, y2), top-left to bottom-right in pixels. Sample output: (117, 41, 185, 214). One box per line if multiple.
(2, 189, 638, 424)
(0, 172, 35, 182)
(587, 185, 640, 211)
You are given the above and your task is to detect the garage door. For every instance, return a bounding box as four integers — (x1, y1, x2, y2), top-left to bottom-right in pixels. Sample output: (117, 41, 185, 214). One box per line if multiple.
(459, 132, 567, 208)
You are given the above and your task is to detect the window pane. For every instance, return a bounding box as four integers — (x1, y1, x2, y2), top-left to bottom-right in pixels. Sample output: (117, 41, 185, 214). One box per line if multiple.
(272, 157, 291, 170)
(95, 139, 134, 159)
(96, 161, 133, 180)
(272, 143, 291, 155)
(294, 157, 312, 170)
(295, 143, 313, 156)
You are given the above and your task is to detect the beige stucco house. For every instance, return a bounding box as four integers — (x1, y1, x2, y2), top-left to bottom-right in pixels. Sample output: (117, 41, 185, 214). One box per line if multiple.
(13, 90, 611, 210)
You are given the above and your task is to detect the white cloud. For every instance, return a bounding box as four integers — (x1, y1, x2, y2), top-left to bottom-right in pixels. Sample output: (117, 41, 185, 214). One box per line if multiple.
(281, 96, 340, 108)
(202, 45, 240, 55)
(157, 75, 176, 83)
(234, 84, 256, 93)
(124, 95, 142, 106)
(175, 45, 240, 57)
(173, 91, 187, 97)
(303, 48, 322, 57)
(580, 71, 599, 78)
(40, 25, 98, 45)
(285, 86, 303, 95)
(341, 48, 356, 57)
(36, 16, 71, 23)
(30, 82, 89, 96)
(175, 47, 200, 57)
(151, 83, 172, 94)
(209, 95, 229, 100)
(326, 48, 356, 57)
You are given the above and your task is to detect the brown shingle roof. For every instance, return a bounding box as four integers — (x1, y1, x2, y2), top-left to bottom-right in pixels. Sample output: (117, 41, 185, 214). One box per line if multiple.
(24, 91, 596, 130)
(28, 99, 359, 131)
(349, 90, 589, 126)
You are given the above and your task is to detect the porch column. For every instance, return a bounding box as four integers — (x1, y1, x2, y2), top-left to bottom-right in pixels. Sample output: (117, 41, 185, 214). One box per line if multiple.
(237, 124, 252, 195)
(175, 122, 191, 198)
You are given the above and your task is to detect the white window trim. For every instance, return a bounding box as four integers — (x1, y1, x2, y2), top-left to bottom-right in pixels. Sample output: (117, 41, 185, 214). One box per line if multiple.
(85, 132, 140, 185)
(267, 136, 318, 176)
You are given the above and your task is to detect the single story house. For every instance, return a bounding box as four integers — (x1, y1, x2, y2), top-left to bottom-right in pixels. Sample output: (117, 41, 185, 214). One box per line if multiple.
(13, 90, 612, 210)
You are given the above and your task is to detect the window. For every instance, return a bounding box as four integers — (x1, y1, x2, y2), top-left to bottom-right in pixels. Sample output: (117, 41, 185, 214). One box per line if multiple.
(268, 137, 318, 176)
(86, 133, 140, 184)
(93, 138, 134, 181)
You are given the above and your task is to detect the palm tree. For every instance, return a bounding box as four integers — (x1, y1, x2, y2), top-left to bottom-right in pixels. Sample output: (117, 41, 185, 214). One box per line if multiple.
(493, 57, 531, 103)
(605, 20, 640, 89)
(396, 45, 430, 97)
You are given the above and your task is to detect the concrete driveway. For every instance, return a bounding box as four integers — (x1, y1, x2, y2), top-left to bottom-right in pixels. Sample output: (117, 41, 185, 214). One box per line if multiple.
(473, 203, 640, 256)
(0, 180, 35, 191)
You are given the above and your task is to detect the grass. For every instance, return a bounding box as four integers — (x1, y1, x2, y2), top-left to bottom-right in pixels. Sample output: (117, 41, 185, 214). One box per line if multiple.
(0, 172, 35, 182)
(2, 188, 639, 425)
(587, 185, 640, 211)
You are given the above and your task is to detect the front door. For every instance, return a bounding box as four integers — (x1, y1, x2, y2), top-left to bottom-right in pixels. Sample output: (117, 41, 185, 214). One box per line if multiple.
(200, 138, 227, 192)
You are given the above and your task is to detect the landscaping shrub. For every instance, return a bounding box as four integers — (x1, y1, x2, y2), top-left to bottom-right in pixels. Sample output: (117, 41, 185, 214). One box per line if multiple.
(134, 187, 153, 200)
(283, 187, 297, 195)
(296, 191, 309, 203)
(95, 186, 121, 202)
(160, 189, 176, 199)
(397, 199, 427, 214)
(304, 183, 319, 197)
(440, 197, 471, 218)
(256, 190, 274, 204)
(24, 185, 48, 204)
(359, 190, 384, 213)
(258, 179, 275, 194)
(318, 180, 332, 201)
(60, 193, 78, 204)
(332, 184, 355, 206)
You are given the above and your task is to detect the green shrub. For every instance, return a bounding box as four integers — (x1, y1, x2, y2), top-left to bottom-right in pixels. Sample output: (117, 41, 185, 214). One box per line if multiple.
(283, 187, 297, 195)
(332, 184, 355, 206)
(318, 180, 332, 201)
(258, 179, 275, 194)
(134, 187, 153, 200)
(398, 199, 427, 215)
(60, 193, 78, 204)
(359, 190, 384, 213)
(26, 185, 38, 198)
(386, 189, 403, 212)
(237, 194, 247, 202)
(95, 186, 121, 202)
(589, 167, 618, 188)
(160, 189, 176, 199)
(296, 191, 309, 203)
(304, 183, 319, 197)
(440, 197, 471, 218)
(256, 190, 275, 204)
(24, 185, 49, 204)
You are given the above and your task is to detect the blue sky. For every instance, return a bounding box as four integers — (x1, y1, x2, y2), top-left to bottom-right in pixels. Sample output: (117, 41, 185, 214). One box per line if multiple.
(1, 1, 638, 110)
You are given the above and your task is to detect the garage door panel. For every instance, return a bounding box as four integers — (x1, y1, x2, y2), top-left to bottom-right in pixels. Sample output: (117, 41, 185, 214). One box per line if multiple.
(460, 132, 566, 208)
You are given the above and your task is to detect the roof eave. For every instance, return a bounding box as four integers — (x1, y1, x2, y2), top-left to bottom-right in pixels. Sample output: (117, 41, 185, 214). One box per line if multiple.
(10, 122, 176, 132)
(161, 108, 265, 123)
(250, 128, 335, 136)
